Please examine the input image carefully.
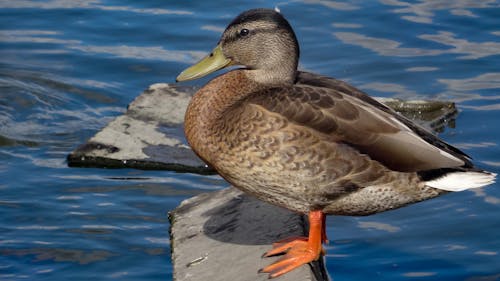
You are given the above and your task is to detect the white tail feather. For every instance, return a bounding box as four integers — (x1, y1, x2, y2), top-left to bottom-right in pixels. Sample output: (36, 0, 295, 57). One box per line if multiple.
(425, 171, 497, 192)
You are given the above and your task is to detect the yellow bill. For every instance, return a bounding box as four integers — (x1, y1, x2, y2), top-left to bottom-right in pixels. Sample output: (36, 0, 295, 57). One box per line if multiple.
(176, 44, 232, 82)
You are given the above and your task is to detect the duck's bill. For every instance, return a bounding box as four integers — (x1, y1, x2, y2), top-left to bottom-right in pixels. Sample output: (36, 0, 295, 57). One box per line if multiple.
(176, 44, 232, 82)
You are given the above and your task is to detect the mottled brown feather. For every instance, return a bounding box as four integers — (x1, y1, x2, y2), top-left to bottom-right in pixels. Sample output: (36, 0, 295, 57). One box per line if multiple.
(297, 72, 472, 166)
(184, 70, 449, 215)
(247, 72, 467, 172)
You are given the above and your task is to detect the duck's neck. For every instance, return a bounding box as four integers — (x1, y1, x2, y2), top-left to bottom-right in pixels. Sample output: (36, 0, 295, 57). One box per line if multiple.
(184, 70, 269, 163)
(246, 67, 296, 85)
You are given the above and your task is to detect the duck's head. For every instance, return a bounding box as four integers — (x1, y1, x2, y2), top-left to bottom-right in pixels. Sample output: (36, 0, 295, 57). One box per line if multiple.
(176, 8, 300, 85)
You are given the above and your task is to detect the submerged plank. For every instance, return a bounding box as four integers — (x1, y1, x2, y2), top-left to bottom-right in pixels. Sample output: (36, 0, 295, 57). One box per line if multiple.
(169, 187, 329, 281)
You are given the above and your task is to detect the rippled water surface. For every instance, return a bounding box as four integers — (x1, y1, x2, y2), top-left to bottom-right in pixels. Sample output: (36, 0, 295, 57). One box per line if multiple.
(1, 1, 499, 280)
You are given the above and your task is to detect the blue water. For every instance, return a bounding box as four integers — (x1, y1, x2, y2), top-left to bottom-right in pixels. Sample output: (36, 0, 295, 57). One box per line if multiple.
(1, 1, 499, 280)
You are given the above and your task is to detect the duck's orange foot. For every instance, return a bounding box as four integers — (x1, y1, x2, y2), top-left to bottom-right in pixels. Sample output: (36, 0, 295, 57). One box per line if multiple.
(259, 210, 326, 279)
(263, 236, 308, 257)
(260, 237, 323, 278)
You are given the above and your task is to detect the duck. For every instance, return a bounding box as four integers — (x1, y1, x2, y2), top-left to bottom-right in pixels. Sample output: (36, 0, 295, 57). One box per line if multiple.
(176, 8, 496, 278)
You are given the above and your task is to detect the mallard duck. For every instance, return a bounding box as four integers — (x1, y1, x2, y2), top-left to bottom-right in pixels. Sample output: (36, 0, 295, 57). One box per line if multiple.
(176, 8, 496, 278)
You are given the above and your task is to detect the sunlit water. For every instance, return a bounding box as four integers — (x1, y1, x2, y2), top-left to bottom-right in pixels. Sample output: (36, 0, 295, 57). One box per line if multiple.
(1, 1, 499, 280)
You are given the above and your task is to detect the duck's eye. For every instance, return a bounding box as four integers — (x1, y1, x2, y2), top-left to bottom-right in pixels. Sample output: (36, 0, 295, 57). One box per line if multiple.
(239, 28, 250, 37)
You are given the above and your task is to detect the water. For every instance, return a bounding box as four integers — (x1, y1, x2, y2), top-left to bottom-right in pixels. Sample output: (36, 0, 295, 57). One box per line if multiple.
(1, 1, 499, 280)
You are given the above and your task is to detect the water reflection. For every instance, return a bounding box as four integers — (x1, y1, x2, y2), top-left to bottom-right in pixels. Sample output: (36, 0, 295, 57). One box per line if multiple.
(405, 66, 438, 72)
(61, 176, 225, 191)
(334, 31, 500, 59)
(68, 45, 206, 64)
(332, 23, 362, 29)
(334, 32, 444, 57)
(0, 248, 117, 264)
(482, 161, 500, 167)
(0, 0, 192, 15)
(438, 73, 500, 92)
(303, 0, 359, 11)
(0, 29, 80, 45)
(357, 221, 401, 233)
(471, 188, 500, 205)
(420, 32, 500, 59)
(380, 0, 498, 24)
(403, 272, 436, 277)
(1, 29, 206, 64)
(453, 142, 496, 149)
(201, 25, 224, 33)
(474, 250, 497, 256)
(360, 82, 417, 97)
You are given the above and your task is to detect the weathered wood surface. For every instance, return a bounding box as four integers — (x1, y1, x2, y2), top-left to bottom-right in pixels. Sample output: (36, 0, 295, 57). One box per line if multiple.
(169, 187, 329, 281)
(67, 83, 212, 174)
(67, 83, 457, 173)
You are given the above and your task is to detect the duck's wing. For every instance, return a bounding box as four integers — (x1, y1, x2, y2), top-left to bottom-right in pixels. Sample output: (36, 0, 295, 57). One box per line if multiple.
(246, 72, 471, 172)
(296, 72, 471, 160)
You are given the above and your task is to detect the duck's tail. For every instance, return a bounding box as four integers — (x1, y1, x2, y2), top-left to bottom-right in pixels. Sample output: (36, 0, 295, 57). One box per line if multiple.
(424, 169, 496, 192)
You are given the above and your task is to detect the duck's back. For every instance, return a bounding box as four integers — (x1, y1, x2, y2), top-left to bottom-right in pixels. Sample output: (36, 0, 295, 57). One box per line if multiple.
(238, 71, 470, 172)
(295, 72, 472, 166)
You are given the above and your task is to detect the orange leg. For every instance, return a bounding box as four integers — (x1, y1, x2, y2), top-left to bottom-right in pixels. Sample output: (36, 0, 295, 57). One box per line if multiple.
(321, 214, 328, 244)
(260, 210, 325, 278)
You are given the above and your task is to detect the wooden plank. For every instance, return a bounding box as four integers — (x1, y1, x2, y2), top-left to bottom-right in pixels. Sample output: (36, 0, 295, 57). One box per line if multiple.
(67, 83, 212, 173)
(169, 187, 329, 281)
